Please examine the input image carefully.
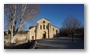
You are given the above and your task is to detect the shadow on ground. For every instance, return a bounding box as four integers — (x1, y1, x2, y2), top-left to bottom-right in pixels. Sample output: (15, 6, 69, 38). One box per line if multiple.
(4, 40, 36, 49)
(36, 37, 84, 49)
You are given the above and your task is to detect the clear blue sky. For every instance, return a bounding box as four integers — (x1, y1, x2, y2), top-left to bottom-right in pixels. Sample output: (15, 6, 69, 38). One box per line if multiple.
(4, 4, 84, 30)
(28, 4, 84, 29)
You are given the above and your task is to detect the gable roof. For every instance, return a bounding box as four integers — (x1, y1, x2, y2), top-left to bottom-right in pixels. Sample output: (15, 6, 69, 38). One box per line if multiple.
(37, 18, 50, 23)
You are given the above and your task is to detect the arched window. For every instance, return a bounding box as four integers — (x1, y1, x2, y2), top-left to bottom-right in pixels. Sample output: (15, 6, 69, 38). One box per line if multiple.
(40, 25, 42, 29)
(46, 23, 49, 29)
(46, 25, 48, 29)
(43, 25, 45, 29)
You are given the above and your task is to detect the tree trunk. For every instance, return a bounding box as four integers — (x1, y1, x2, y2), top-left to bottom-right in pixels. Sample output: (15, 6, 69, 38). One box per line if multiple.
(10, 19, 15, 43)
(10, 24, 14, 43)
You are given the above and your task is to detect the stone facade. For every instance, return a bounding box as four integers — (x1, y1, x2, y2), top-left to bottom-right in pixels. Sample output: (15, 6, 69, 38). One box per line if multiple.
(28, 18, 59, 40)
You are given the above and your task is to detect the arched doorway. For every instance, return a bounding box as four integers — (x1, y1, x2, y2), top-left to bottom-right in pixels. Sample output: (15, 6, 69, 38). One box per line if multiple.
(42, 31, 46, 39)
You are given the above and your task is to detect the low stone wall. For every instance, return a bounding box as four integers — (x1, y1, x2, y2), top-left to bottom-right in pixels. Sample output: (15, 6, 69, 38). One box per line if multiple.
(4, 33, 29, 45)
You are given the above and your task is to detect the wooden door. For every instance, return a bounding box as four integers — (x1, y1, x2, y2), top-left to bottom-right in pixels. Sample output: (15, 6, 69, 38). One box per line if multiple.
(32, 36, 34, 40)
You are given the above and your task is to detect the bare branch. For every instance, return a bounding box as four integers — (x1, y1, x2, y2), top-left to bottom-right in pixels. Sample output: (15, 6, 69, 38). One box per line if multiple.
(4, 4, 40, 35)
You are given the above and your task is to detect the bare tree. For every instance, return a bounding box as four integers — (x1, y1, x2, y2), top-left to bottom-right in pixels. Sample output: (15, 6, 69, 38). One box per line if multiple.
(62, 16, 82, 41)
(4, 4, 40, 43)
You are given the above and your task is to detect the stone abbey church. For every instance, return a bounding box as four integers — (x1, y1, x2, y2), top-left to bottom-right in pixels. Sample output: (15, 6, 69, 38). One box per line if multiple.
(28, 18, 59, 40)
(5, 18, 59, 43)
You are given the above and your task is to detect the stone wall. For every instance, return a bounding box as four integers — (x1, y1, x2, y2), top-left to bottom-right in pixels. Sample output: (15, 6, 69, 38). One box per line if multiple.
(4, 33, 28, 45)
